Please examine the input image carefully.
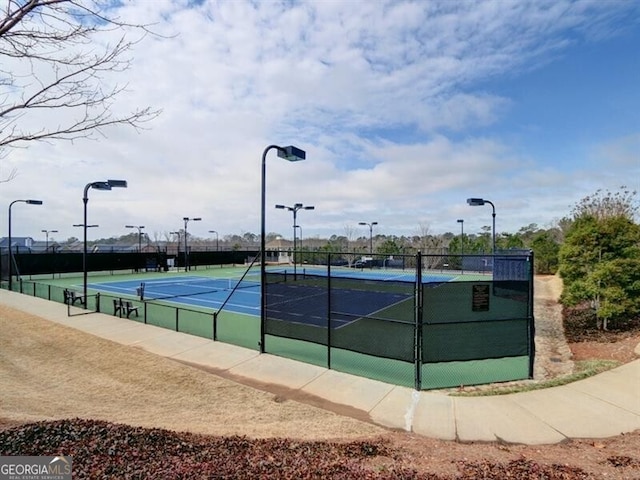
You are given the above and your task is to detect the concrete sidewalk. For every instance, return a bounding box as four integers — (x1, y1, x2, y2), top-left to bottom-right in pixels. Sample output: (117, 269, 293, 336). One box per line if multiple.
(1, 289, 639, 445)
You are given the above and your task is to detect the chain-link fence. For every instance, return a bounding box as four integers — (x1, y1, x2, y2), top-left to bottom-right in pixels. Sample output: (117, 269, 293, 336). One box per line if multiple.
(5, 250, 534, 390)
(263, 251, 534, 389)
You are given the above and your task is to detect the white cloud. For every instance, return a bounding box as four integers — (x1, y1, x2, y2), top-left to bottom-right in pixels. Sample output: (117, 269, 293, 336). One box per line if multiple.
(1, 0, 638, 242)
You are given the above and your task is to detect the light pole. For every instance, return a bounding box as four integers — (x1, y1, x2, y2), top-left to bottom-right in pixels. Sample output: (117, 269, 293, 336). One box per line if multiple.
(208, 230, 219, 251)
(170, 231, 182, 259)
(275, 202, 314, 277)
(457, 219, 464, 273)
(8, 199, 43, 290)
(466, 198, 496, 254)
(456, 219, 464, 256)
(125, 225, 145, 252)
(41, 229, 58, 252)
(261, 145, 306, 353)
(358, 221, 378, 255)
(82, 179, 127, 304)
(183, 217, 201, 272)
(294, 225, 302, 248)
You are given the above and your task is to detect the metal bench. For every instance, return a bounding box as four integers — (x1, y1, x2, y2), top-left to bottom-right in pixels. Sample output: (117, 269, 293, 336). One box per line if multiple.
(63, 289, 85, 306)
(113, 298, 139, 318)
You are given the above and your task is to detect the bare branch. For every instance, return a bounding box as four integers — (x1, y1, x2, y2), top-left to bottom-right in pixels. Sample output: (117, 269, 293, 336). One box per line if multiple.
(0, 0, 161, 153)
(0, 166, 18, 183)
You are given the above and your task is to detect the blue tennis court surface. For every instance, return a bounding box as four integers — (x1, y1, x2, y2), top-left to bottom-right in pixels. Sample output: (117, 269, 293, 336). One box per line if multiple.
(282, 266, 456, 284)
(87, 276, 260, 316)
(87, 268, 457, 327)
(265, 281, 413, 329)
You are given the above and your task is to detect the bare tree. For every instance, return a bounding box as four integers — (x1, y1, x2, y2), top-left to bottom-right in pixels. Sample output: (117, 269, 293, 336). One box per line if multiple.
(0, 0, 160, 158)
(343, 224, 357, 264)
(570, 186, 638, 221)
(415, 222, 431, 253)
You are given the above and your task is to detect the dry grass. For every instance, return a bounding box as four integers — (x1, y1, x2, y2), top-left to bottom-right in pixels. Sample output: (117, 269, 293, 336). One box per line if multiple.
(0, 305, 385, 440)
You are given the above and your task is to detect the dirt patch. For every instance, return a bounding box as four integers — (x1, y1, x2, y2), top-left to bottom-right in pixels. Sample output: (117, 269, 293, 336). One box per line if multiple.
(570, 333, 640, 364)
(533, 275, 575, 379)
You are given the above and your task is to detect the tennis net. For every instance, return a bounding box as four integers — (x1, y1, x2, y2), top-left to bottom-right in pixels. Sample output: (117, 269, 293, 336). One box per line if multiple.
(139, 276, 260, 301)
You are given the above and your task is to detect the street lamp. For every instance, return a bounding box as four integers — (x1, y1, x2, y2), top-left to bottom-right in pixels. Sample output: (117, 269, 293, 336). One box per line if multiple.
(457, 219, 464, 273)
(275, 202, 314, 278)
(466, 198, 496, 254)
(125, 225, 145, 252)
(41, 229, 58, 252)
(8, 199, 43, 290)
(456, 219, 464, 256)
(261, 144, 306, 353)
(358, 221, 378, 254)
(208, 230, 219, 251)
(183, 217, 201, 272)
(81, 179, 127, 304)
(294, 225, 302, 248)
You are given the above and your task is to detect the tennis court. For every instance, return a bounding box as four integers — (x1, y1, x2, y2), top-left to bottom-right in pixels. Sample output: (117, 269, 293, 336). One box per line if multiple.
(10, 251, 534, 390)
(87, 275, 261, 316)
(85, 268, 425, 331)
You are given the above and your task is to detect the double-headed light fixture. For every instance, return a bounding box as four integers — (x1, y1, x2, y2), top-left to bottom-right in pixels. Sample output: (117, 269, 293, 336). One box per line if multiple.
(125, 225, 146, 252)
(358, 221, 378, 254)
(275, 202, 314, 278)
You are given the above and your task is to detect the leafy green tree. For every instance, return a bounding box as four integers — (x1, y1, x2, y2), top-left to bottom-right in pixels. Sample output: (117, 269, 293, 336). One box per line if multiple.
(496, 233, 525, 250)
(559, 197, 640, 330)
(530, 231, 560, 274)
(590, 259, 640, 327)
(376, 239, 402, 256)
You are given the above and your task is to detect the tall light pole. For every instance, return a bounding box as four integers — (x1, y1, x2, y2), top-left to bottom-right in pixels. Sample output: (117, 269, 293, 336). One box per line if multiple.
(125, 225, 145, 252)
(456, 219, 464, 256)
(275, 202, 314, 278)
(8, 199, 43, 290)
(358, 221, 378, 255)
(457, 219, 464, 273)
(294, 225, 302, 248)
(261, 145, 306, 353)
(208, 230, 219, 251)
(41, 229, 58, 252)
(82, 179, 127, 304)
(170, 231, 182, 259)
(183, 217, 201, 272)
(466, 198, 496, 254)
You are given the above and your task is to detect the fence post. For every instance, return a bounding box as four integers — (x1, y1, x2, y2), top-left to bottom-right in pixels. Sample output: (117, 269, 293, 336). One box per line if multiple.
(528, 250, 536, 378)
(327, 254, 332, 370)
(414, 251, 423, 391)
(213, 311, 218, 341)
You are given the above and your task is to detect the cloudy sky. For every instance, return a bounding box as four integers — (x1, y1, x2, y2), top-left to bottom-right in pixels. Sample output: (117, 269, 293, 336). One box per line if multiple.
(1, 0, 639, 245)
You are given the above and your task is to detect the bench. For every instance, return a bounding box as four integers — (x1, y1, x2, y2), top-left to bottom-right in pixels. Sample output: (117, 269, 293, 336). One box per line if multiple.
(145, 259, 161, 272)
(113, 299, 139, 318)
(63, 289, 85, 306)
